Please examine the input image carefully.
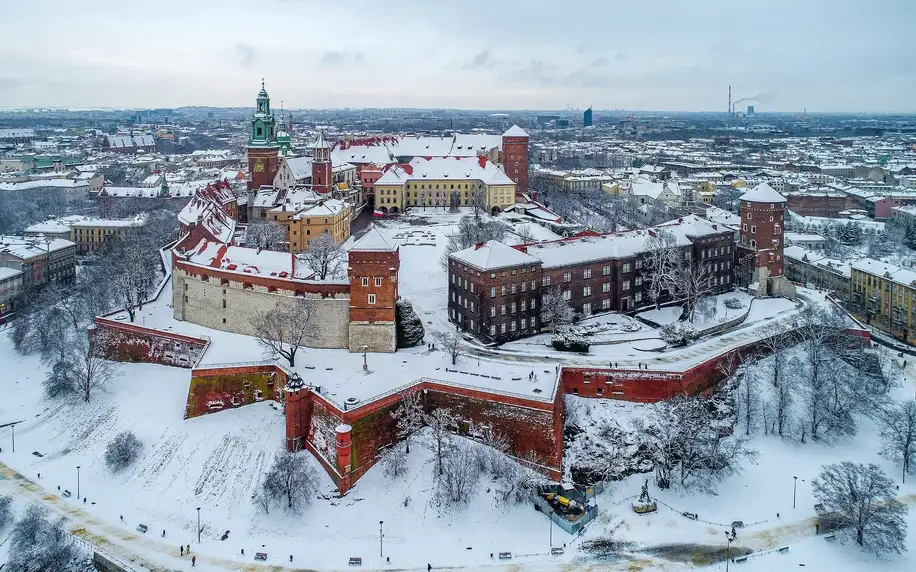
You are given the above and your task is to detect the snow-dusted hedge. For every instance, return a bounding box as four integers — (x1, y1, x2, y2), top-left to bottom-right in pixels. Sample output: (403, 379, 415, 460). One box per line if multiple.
(723, 297, 746, 310)
(552, 331, 591, 353)
(659, 322, 699, 347)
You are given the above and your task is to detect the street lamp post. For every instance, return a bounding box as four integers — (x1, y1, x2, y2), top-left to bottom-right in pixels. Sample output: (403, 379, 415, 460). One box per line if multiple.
(379, 520, 384, 558)
(197, 507, 201, 543)
(725, 531, 732, 572)
(76, 465, 80, 499)
(793, 476, 798, 509)
(363, 346, 368, 372)
(548, 513, 553, 547)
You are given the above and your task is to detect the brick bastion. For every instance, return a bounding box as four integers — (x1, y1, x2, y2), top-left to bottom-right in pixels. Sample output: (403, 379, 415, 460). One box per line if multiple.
(92, 315, 871, 495)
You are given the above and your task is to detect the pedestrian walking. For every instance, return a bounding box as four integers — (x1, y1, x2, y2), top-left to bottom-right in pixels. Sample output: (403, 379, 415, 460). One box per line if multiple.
(241, 549, 245, 556)
(428, 564, 432, 572)
(192, 555, 196, 567)
(181, 546, 184, 556)
(162, 529, 166, 538)
(187, 544, 191, 554)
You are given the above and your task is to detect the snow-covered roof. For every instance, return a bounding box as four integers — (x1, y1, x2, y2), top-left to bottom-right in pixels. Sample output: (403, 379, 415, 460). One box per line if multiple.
(313, 131, 330, 150)
(284, 156, 355, 181)
(186, 241, 294, 278)
(106, 134, 156, 149)
(0, 128, 36, 139)
(0, 179, 89, 191)
(631, 181, 681, 200)
(294, 199, 348, 218)
(450, 240, 539, 271)
(503, 125, 529, 138)
(376, 156, 515, 187)
(0, 235, 75, 259)
(351, 226, 397, 252)
(525, 215, 729, 269)
(851, 258, 916, 287)
(0, 267, 23, 281)
(739, 182, 787, 204)
(25, 215, 145, 233)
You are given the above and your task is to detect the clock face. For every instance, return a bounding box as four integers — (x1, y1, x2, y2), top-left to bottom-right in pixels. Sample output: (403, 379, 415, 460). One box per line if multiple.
(254, 159, 264, 173)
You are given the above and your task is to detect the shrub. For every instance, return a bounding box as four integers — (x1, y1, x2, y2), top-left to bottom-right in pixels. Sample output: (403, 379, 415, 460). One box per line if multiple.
(104, 431, 142, 472)
(724, 297, 745, 310)
(552, 331, 591, 353)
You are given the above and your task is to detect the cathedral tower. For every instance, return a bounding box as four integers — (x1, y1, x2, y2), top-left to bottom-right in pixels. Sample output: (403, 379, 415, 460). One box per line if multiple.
(247, 79, 280, 190)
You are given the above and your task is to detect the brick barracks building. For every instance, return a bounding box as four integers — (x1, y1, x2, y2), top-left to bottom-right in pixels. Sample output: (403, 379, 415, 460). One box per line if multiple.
(447, 215, 736, 344)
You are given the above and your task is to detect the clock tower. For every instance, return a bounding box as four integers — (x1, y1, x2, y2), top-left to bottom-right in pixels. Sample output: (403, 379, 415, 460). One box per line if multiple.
(247, 79, 280, 191)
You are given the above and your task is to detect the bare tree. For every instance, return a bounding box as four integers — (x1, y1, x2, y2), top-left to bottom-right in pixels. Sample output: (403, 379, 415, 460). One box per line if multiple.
(261, 447, 319, 512)
(391, 389, 425, 454)
(252, 298, 316, 367)
(45, 334, 114, 403)
(636, 393, 756, 491)
(643, 229, 680, 309)
(739, 364, 760, 436)
(540, 285, 574, 334)
(469, 184, 487, 219)
(102, 227, 160, 322)
(673, 258, 714, 322)
(515, 224, 536, 244)
(812, 462, 908, 555)
(435, 329, 463, 366)
(424, 408, 456, 476)
(435, 442, 480, 507)
(297, 233, 343, 280)
(440, 215, 508, 270)
(244, 220, 287, 251)
(382, 441, 408, 478)
(880, 400, 916, 483)
(8, 504, 81, 572)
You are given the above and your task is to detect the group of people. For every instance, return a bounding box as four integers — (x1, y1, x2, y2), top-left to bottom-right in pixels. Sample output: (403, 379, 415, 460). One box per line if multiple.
(179, 544, 195, 566)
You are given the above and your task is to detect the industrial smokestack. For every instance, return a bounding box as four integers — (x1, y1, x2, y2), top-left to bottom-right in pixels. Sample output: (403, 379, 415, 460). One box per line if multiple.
(728, 85, 732, 116)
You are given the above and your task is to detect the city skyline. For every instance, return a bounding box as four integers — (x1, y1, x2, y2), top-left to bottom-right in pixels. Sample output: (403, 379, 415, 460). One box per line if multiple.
(1, 0, 914, 113)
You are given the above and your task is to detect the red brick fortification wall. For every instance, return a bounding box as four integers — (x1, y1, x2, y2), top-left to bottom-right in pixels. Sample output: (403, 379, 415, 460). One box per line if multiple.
(285, 379, 563, 494)
(92, 317, 209, 368)
(186, 364, 288, 419)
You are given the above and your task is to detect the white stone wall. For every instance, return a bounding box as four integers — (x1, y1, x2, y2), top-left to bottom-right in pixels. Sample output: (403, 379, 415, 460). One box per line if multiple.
(348, 321, 397, 353)
(173, 269, 350, 348)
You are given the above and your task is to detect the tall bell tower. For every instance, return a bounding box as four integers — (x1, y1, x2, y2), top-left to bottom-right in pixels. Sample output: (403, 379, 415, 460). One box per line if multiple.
(247, 79, 280, 191)
(312, 131, 333, 194)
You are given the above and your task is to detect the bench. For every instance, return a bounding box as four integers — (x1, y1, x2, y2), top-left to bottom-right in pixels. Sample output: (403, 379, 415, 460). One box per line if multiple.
(550, 547, 565, 556)
(824, 534, 837, 542)
(498, 552, 512, 560)
(348, 557, 362, 566)
(734, 556, 748, 563)
(136, 524, 148, 534)
(62, 490, 72, 498)
(682, 512, 698, 520)
(255, 552, 267, 561)
(778, 546, 790, 553)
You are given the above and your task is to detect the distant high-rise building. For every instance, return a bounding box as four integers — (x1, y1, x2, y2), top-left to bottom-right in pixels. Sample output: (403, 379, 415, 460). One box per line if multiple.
(747, 105, 755, 116)
(583, 107, 593, 127)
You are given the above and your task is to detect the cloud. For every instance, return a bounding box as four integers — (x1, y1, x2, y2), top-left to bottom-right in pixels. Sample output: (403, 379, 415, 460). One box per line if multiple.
(319, 51, 366, 67)
(463, 50, 494, 69)
(590, 55, 609, 67)
(235, 42, 257, 67)
(500, 59, 557, 87)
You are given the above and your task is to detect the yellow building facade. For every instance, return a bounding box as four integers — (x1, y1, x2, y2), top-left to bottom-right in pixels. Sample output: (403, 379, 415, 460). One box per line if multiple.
(374, 157, 517, 214)
(288, 199, 351, 253)
(850, 259, 916, 344)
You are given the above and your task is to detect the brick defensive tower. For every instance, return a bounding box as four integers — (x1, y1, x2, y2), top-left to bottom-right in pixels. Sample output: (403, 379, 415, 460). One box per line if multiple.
(347, 226, 399, 352)
(738, 182, 795, 298)
(502, 124, 529, 200)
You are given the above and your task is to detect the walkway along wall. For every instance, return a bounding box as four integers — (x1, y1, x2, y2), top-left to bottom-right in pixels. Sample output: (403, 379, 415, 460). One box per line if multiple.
(92, 317, 209, 368)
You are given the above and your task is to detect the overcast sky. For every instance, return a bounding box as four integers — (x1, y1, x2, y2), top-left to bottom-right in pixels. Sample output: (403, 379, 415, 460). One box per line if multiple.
(1, 0, 913, 112)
